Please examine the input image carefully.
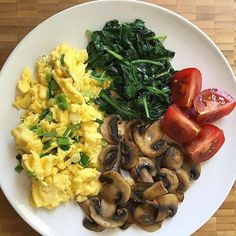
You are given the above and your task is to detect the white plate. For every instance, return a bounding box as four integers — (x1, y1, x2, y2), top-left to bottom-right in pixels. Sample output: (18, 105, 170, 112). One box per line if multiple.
(0, 1, 235, 235)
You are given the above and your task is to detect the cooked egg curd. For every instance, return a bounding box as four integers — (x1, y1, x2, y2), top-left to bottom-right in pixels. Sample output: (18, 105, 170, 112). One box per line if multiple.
(12, 44, 109, 209)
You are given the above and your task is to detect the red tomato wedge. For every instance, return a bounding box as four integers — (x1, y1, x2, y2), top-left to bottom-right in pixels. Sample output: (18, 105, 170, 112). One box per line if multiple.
(194, 88, 236, 124)
(183, 124, 225, 163)
(171, 68, 202, 108)
(162, 104, 201, 143)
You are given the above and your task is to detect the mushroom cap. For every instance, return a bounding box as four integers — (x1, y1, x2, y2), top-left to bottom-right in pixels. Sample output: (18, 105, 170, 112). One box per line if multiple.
(133, 203, 157, 226)
(138, 222, 163, 232)
(161, 144, 184, 171)
(133, 121, 165, 158)
(156, 168, 179, 193)
(154, 194, 179, 217)
(100, 115, 122, 144)
(182, 156, 201, 180)
(143, 181, 168, 200)
(119, 140, 139, 170)
(99, 171, 131, 205)
(173, 191, 185, 202)
(130, 157, 157, 183)
(99, 145, 118, 172)
(156, 207, 169, 222)
(124, 119, 143, 142)
(82, 217, 105, 232)
(175, 169, 190, 192)
(89, 198, 128, 228)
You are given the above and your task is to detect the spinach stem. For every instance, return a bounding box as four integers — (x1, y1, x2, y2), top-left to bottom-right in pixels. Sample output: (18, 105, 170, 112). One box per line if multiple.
(105, 48, 130, 66)
(131, 59, 163, 66)
(143, 95, 150, 119)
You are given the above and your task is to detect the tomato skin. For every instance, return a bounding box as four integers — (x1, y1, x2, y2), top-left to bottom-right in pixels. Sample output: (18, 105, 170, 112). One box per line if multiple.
(183, 124, 225, 163)
(194, 88, 236, 124)
(171, 68, 202, 108)
(162, 104, 201, 143)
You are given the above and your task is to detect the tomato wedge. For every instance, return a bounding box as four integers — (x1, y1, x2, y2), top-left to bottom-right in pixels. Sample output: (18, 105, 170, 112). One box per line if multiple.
(171, 68, 202, 108)
(194, 88, 236, 124)
(183, 124, 225, 163)
(162, 104, 201, 143)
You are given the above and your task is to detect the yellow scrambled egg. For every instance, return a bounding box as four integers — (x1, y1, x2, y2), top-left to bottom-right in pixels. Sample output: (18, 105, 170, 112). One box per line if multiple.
(12, 44, 109, 209)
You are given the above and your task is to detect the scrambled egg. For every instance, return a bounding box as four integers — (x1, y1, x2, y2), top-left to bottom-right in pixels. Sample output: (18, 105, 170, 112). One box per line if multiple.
(12, 44, 109, 209)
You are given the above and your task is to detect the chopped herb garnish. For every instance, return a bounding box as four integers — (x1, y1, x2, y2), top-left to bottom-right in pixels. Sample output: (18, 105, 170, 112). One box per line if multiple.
(45, 72, 52, 82)
(73, 136, 81, 143)
(43, 140, 52, 150)
(29, 125, 44, 136)
(95, 118, 103, 124)
(56, 137, 70, 146)
(40, 153, 49, 158)
(55, 94, 69, 110)
(39, 108, 52, 121)
(79, 152, 90, 168)
(16, 154, 22, 161)
(60, 54, 65, 67)
(43, 130, 57, 138)
(63, 124, 80, 137)
(60, 145, 70, 151)
(49, 79, 59, 90)
(15, 163, 23, 173)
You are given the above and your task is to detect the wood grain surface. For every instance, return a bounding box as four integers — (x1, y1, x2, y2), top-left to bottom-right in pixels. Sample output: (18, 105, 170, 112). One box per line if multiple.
(0, 0, 235, 235)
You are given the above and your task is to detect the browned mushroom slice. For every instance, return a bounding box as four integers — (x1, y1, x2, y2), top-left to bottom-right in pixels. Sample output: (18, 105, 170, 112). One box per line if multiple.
(124, 119, 143, 142)
(130, 157, 157, 183)
(173, 191, 185, 202)
(99, 145, 118, 172)
(133, 203, 157, 226)
(175, 169, 190, 192)
(156, 208, 169, 222)
(83, 217, 105, 232)
(156, 168, 179, 193)
(99, 171, 131, 205)
(138, 221, 163, 232)
(161, 144, 184, 171)
(120, 200, 137, 230)
(89, 198, 128, 228)
(133, 121, 168, 158)
(119, 140, 139, 170)
(154, 194, 179, 217)
(131, 182, 153, 202)
(182, 156, 201, 180)
(143, 181, 168, 200)
(79, 199, 91, 216)
(100, 115, 122, 144)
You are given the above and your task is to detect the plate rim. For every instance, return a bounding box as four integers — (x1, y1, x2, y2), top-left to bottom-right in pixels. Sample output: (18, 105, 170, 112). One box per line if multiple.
(0, 1, 235, 235)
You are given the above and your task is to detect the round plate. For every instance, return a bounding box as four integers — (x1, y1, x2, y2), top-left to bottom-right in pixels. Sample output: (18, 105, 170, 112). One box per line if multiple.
(0, 1, 235, 235)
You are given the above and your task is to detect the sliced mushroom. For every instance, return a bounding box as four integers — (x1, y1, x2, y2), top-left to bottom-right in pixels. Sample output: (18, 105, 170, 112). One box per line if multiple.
(143, 181, 168, 200)
(119, 140, 139, 170)
(124, 119, 143, 142)
(82, 217, 105, 232)
(89, 198, 128, 228)
(130, 157, 157, 183)
(131, 182, 153, 202)
(161, 144, 184, 171)
(99, 145, 118, 172)
(138, 221, 163, 232)
(133, 203, 157, 226)
(156, 207, 169, 222)
(182, 157, 201, 180)
(173, 191, 184, 202)
(156, 168, 179, 193)
(99, 171, 131, 205)
(79, 199, 91, 216)
(133, 121, 168, 158)
(175, 169, 190, 192)
(100, 115, 122, 144)
(119, 168, 135, 186)
(154, 194, 179, 217)
(120, 200, 137, 230)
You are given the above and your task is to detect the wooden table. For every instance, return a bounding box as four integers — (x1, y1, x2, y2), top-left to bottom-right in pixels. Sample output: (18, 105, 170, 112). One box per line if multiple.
(0, 0, 235, 235)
